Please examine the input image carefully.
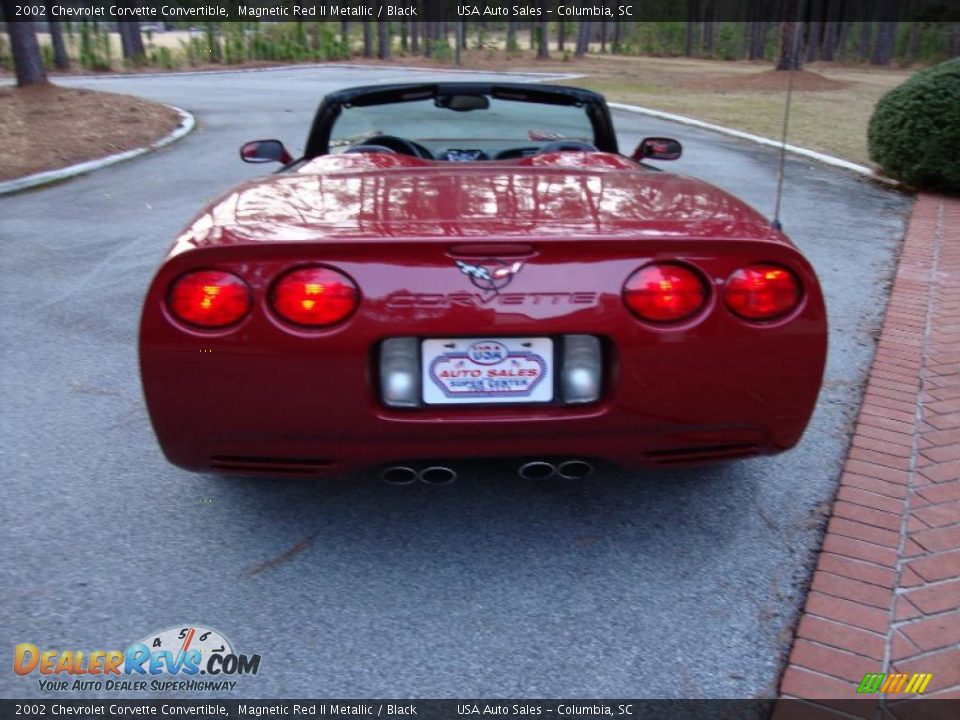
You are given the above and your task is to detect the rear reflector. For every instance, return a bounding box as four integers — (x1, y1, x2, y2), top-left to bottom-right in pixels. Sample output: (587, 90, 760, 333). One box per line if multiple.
(270, 266, 359, 327)
(167, 270, 251, 328)
(561, 335, 602, 404)
(623, 263, 707, 322)
(724, 264, 801, 320)
(380, 337, 420, 408)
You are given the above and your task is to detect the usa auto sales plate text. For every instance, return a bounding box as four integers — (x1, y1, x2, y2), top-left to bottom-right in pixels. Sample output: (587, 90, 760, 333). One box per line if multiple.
(422, 337, 553, 405)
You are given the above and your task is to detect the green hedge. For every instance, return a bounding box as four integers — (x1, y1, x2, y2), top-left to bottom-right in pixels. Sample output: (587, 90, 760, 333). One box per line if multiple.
(868, 59, 960, 193)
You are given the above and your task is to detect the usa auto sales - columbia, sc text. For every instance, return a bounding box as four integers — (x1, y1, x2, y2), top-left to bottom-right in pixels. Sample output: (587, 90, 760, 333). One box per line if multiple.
(456, 5, 635, 17)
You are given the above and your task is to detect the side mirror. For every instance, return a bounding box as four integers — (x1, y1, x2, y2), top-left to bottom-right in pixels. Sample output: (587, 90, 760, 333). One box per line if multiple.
(632, 137, 682, 161)
(240, 139, 292, 164)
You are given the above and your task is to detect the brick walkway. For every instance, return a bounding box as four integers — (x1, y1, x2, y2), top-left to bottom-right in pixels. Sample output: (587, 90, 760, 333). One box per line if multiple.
(778, 194, 960, 705)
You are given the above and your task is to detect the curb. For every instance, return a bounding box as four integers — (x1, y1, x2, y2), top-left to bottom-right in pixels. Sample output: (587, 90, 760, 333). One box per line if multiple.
(0, 106, 196, 197)
(607, 101, 887, 180)
(36, 62, 580, 82)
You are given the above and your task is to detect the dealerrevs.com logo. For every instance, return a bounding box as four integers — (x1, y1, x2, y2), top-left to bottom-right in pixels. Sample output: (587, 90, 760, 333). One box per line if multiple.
(14, 625, 261, 693)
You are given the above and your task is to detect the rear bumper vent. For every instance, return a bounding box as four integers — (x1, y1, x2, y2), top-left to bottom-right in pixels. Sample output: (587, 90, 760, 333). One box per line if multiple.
(644, 443, 759, 465)
(210, 456, 334, 474)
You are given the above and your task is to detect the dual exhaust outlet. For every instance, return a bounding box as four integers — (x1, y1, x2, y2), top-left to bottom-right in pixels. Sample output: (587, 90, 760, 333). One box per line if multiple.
(380, 465, 457, 486)
(518, 460, 593, 480)
(379, 459, 593, 485)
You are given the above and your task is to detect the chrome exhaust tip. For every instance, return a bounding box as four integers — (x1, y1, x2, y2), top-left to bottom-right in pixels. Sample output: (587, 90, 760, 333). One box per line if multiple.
(518, 461, 556, 480)
(419, 466, 457, 485)
(380, 466, 418, 485)
(557, 460, 594, 480)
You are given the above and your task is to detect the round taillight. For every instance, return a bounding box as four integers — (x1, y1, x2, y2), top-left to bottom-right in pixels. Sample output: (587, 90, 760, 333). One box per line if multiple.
(724, 264, 801, 320)
(623, 263, 708, 322)
(167, 270, 251, 328)
(270, 266, 359, 327)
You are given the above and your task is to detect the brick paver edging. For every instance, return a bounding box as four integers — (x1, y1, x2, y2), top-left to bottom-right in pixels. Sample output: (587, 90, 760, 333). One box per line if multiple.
(777, 194, 960, 707)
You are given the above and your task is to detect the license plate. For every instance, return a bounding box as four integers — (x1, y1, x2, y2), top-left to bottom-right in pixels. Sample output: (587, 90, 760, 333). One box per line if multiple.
(422, 337, 553, 405)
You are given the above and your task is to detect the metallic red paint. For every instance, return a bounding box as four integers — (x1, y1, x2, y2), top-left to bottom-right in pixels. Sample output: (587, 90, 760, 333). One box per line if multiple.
(140, 151, 827, 476)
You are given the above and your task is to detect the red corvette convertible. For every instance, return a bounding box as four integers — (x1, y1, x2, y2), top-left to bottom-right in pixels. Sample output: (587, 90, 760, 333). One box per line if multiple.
(139, 83, 827, 483)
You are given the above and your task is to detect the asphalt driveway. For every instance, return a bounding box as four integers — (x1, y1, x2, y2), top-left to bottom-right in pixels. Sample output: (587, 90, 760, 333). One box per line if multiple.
(0, 66, 910, 699)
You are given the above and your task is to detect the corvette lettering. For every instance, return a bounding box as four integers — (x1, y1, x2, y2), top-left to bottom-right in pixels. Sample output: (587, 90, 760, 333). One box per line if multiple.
(386, 291, 600, 308)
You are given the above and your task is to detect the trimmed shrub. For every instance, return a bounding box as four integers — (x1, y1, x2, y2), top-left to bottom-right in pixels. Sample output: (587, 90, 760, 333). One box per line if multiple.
(868, 59, 960, 192)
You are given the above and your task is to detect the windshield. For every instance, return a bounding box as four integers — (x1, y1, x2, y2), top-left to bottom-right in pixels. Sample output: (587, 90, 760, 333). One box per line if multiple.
(329, 96, 595, 160)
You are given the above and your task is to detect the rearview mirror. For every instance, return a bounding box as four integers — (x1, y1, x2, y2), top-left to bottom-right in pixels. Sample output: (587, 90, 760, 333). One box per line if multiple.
(435, 95, 490, 112)
(633, 137, 682, 161)
(240, 139, 292, 164)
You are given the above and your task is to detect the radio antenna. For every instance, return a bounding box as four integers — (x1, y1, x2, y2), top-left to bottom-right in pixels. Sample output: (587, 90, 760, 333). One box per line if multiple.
(771, 66, 796, 232)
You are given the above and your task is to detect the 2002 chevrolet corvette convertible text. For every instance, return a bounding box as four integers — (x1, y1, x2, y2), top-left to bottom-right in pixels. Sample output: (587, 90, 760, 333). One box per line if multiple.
(139, 83, 827, 481)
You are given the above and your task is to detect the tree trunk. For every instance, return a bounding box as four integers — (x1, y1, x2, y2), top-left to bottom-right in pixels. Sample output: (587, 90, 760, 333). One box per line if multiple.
(575, 21, 590, 57)
(870, 21, 898, 64)
(410, 21, 419, 54)
(702, 0, 716, 56)
(506, 22, 517, 52)
(806, 22, 822, 62)
(118, 23, 132, 59)
(557, 21, 566, 52)
(776, 0, 804, 71)
(537, 15, 549, 58)
(804, 0, 823, 61)
(745, 0, 760, 58)
(612, 20, 621, 53)
(821, 0, 841, 62)
(857, 20, 874, 62)
(600, 18, 607, 53)
(116, 9, 146, 62)
(132, 22, 146, 58)
(684, 0, 701, 56)
(455, 21, 463, 65)
(836, 21, 853, 60)
(400, 22, 408, 53)
(363, 21, 372, 58)
(119, 21, 146, 63)
(204, 23, 220, 63)
(776, 22, 803, 70)
(377, 15, 390, 59)
(2, 10, 48, 86)
(870, 0, 899, 64)
(903, 22, 920, 64)
(46, 14, 70, 70)
(950, 23, 960, 58)
(748, 21, 767, 60)
(341, 22, 350, 54)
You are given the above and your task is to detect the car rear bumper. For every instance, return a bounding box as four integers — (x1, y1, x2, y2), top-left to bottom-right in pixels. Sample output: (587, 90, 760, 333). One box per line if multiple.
(140, 331, 825, 476)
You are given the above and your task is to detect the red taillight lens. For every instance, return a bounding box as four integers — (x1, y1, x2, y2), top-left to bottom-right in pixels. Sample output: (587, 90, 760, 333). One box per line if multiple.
(724, 264, 801, 320)
(270, 267, 359, 327)
(167, 270, 251, 328)
(623, 263, 707, 322)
